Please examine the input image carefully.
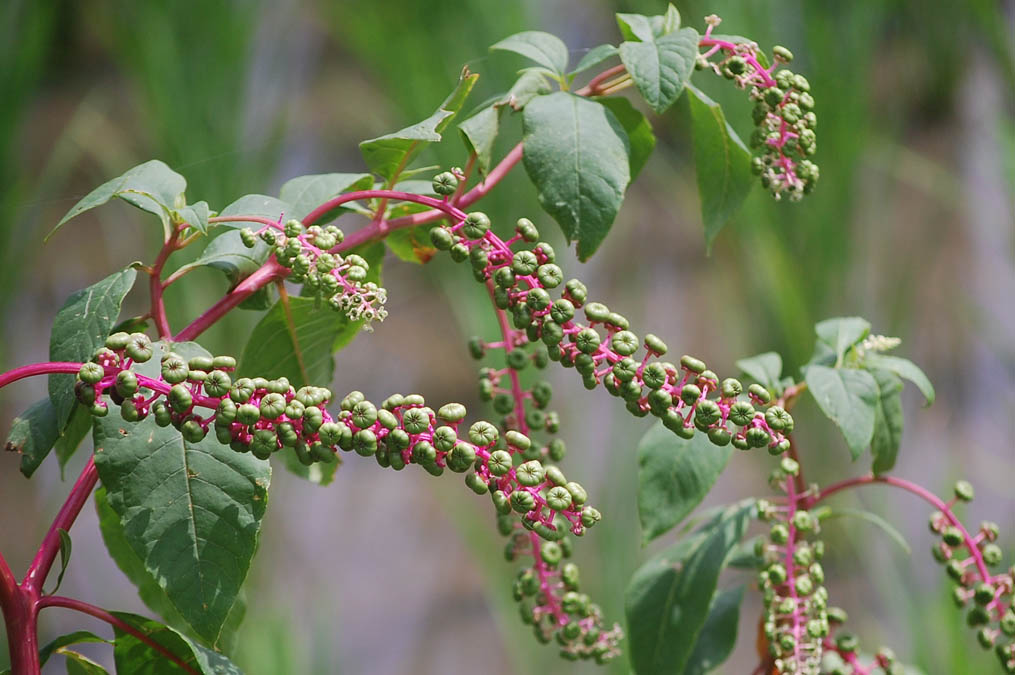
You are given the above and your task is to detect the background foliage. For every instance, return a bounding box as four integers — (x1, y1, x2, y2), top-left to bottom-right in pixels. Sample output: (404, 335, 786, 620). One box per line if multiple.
(1, 0, 1011, 672)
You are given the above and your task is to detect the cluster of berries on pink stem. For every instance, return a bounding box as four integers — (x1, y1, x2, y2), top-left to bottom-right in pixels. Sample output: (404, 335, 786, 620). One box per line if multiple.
(698, 14, 819, 200)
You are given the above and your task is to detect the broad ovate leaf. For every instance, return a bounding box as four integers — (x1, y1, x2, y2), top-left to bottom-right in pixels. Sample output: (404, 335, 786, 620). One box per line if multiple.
(48, 160, 186, 240)
(360, 68, 478, 182)
(804, 365, 878, 459)
(637, 422, 733, 543)
(625, 501, 753, 675)
(491, 31, 569, 76)
(687, 85, 753, 252)
(619, 27, 698, 114)
(522, 92, 630, 260)
(49, 266, 138, 434)
(93, 341, 270, 644)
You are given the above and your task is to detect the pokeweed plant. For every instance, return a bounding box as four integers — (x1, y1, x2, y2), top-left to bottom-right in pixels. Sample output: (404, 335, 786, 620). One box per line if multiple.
(0, 6, 1009, 674)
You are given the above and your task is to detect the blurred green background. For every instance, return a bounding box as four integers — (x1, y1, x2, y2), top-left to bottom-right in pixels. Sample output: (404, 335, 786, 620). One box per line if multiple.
(1, 0, 1012, 673)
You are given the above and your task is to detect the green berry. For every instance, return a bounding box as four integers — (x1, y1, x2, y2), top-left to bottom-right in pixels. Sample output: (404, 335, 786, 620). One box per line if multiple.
(580, 506, 601, 528)
(124, 333, 153, 363)
(515, 218, 539, 242)
(511, 250, 538, 276)
(954, 480, 975, 502)
(644, 334, 667, 355)
(536, 264, 563, 288)
(115, 370, 138, 398)
(729, 402, 755, 426)
(432, 171, 458, 196)
(511, 490, 536, 513)
(516, 460, 545, 486)
(748, 383, 773, 403)
(488, 450, 513, 476)
(429, 226, 454, 250)
(168, 384, 193, 413)
(564, 279, 587, 305)
(105, 332, 131, 351)
(352, 429, 378, 456)
(546, 486, 573, 511)
(78, 362, 105, 385)
(565, 482, 587, 505)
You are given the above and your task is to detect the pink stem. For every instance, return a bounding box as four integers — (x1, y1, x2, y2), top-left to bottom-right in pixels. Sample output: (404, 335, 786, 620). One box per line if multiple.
(0, 362, 83, 389)
(381, 144, 524, 232)
(22, 456, 99, 595)
(173, 258, 288, 342)
(812, 474, 991, 581)
(208, 215, 283, 229)
(149, 229, 180, 339)
(38, 596, 199, 675)
(0, 456, 100, 674)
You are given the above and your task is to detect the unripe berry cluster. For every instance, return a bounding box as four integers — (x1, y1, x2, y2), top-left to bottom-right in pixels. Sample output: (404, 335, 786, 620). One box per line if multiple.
(505, 532, 622, 663)
(697, 15, 818, 200)
(821, 618, 903, 675)
(240, 219, 388, 328)
(929, 481, 1015, 672)
(431, 212, 794, 453)
(756, 460, 828, 675)
(76, 334, 341, 464)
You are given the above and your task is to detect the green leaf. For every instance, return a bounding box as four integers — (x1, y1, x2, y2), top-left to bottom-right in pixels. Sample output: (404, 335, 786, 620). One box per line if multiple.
(625, 501, 753, 675)
(596, 97, 656, 181)
(54, 403, 93, 477)
(96, 488, 246, 653)
(39, 631, 110, 668)
(814, 316, 871, 366)
(490, 31, 569, 76)
(735, 351, 784, 396)
(62, 650, 108, 675)
(6, 398, 60, 478)
(49, 266, 138, 434)
(173, 231, 270, 289)
(239, 296, 348, 389)
(93, 341, 270, 644)
(175, 200, 211, 235)
(870, 369, 904, 475)
(616, 5, 682, 42)
(111, 611, 243, 675)
(218, 194, 290, 226)
(863, 353, 935, 406)
(521, 92, 630, 261)
(459, 105, 502, 175)
(50, 528, 72, 595)
(172, 193, 290, 290)
(687, 85, 753, 252)
(47, 160, 186, 241)
(360, 69, 478, 182)
(804, 365, 878, 459)
(818, 505, 911, 555)
(385, 226, 437, 264)
(278, 173, 373, 222)
(682, 585, 744, 675)
(618, 26, 698, 114)
(637, 422, 733, 543)
(497, 70, 551, 111)
(570, 44, 619, 76)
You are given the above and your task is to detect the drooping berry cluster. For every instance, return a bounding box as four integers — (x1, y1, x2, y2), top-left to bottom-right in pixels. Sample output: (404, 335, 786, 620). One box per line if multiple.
(929, 481, 1015, 672)
(75, 327, 619, 660)
(697, 14, 819, 200)
(430, 211, 794, 454)
(820, 615, 904, 675)
(240, 219, 388, 328)
(464, 259, 621, 662)
(756, 459, 829, 675)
